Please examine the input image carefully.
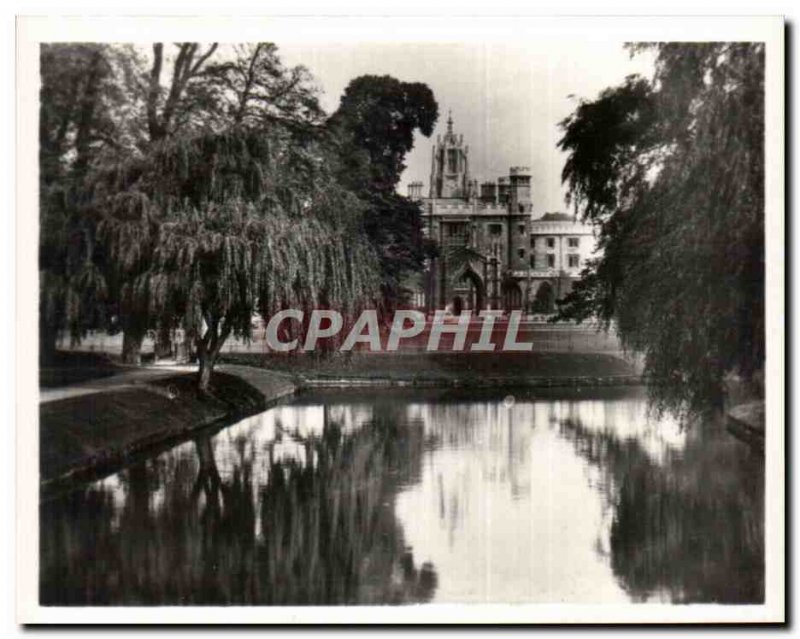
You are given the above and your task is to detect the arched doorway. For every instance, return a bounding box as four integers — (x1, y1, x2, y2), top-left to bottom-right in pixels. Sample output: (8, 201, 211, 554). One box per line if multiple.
(502, 280, 523, 311)
(453, 267, 485, 311)
(533, 281, 556, 314)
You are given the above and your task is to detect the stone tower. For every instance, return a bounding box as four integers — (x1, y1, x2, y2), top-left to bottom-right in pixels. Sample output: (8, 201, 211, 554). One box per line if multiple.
(509, 166, 532, 213)
(429, 111, 470, 199)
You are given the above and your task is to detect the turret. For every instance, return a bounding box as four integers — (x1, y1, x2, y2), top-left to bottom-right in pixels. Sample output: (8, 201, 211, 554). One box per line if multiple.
(407, 181, 425, 200)
(509, 166, 532, 213)
(497, 177, 510, 205)
(430, 110, 470, 199)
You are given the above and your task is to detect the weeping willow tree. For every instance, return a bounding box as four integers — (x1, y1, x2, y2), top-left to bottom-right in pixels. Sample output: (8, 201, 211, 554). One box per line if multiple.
(94, 126, 380, 389)
(151, 198, 378, 389)
(557, 43, 764, 415)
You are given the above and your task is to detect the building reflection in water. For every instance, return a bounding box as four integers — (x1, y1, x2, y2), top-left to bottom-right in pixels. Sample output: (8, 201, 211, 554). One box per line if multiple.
(41, 389, 763, 606)
(394, 394, 762, 604)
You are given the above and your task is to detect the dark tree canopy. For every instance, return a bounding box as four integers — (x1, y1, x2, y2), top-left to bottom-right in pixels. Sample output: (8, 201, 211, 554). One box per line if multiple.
(557, 43, 765, 414)
(39, 44, 134, 359)
(328, 75, 438, 309)
(329, 74, 437, 193)
(558, 76, 657, 223)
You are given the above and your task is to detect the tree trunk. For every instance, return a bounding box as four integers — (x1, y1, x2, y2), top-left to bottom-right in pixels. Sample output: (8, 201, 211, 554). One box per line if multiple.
(72, 50, 104, 177)
(121, 327, 145, 365)
(120, 311, 149, 364)
(197, 354, 214, 392)
(196, 322, 230, 392)
(155, 325, 173, 360)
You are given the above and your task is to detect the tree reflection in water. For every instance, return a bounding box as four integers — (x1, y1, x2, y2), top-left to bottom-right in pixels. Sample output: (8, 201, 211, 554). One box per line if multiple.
(559, 414, 764, 603)
(40, 391, 765, 606)
(40, 405, 437, 605)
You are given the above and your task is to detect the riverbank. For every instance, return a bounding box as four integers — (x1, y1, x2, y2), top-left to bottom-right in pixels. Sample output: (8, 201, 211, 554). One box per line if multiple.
(726, 401, 766, 452)
(722, 375, 766, 452)
(40, 351, 121, 388)
(220, 351, 642, 386)
(40, 351, 642, 492)
(40, 368, 295, 492)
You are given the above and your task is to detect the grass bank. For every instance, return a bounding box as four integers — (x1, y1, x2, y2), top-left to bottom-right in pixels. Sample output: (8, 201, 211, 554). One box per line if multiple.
(40, 351, 122, 388)
(220, 351, 642, 387)
(40, 372, 267, 492)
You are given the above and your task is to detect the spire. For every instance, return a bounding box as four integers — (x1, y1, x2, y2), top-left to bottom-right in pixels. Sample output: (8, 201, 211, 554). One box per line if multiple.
(447, 110, 453, 134)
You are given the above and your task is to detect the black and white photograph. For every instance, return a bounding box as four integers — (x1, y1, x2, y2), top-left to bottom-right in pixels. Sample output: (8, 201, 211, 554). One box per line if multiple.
(14, 15, 784, 625)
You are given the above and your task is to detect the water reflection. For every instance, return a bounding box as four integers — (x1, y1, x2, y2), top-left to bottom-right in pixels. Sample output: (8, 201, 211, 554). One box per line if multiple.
(40, 389, 763, 605)
(41, 403, 436, 605)
(558, 415, 763, 603)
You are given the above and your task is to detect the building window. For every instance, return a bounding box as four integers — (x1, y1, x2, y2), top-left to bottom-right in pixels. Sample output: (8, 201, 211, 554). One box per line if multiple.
(529, 254, 535, 269)
(447, 149, 458, 173)
(518, 224, 526, 235)
(445, 222, 469, 241)
(568, 254, 580, 268)
(547, 254, 555, 268)
(546, 237, 555, 249)
(488, 223, 503, 236)
(518, 248, 525, 259)
(568, 237, 580, 248)
(530, 236, 536, 248)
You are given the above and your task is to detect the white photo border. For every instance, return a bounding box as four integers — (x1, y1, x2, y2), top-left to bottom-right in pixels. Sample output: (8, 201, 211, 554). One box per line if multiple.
(15, 14, 785, 625)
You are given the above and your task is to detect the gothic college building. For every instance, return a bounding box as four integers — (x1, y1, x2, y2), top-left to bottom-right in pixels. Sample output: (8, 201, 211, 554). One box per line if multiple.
(406, 113, 596, 315)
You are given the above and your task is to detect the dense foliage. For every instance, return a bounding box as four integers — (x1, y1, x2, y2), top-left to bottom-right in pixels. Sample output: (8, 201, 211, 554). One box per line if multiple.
(328, 75, 439, 309)
(39, 44, 140, 360)
(92, 127, 378, 388)
(39, 44, 437, 388)
(557, 43, 765, 413)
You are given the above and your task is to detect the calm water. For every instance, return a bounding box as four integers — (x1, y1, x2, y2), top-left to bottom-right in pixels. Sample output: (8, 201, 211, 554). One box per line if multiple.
(40, 388, 764, 605)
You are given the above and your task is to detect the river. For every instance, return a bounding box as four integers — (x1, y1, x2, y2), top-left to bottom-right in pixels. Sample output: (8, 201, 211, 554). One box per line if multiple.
(40, 387, 764, 605)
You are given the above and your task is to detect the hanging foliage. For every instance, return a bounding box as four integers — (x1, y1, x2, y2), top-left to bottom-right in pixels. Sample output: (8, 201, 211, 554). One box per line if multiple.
(556, 43, 765, 415)
(94, 125, 380, 389)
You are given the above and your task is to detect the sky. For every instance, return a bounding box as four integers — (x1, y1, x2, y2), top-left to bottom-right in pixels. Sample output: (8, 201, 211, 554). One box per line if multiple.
(279, 40, 655, 216)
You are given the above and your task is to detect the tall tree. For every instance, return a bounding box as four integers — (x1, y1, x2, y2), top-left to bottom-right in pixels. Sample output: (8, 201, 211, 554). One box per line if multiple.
(328, 75, 438, 310)
(556, 43, 765, 414)
(38, 43, 225, 363)
(115, 41, 327, 362)
(329, 75, 438, 192)
(144, 43, 219, 142)
(203, 43, 324, 129)
(38, 44, 139, 363)
(113, 43, 221, 361)
(96, 127, 379, 391)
